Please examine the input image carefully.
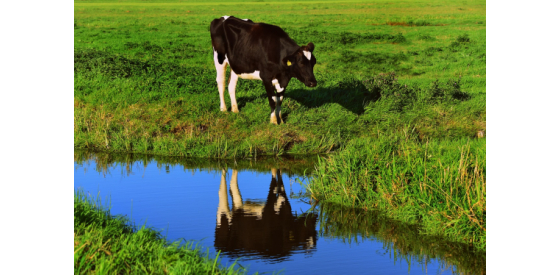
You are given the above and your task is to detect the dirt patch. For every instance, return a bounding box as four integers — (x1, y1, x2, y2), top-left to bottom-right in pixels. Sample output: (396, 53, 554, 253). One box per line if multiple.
(386, 21, 446, 27)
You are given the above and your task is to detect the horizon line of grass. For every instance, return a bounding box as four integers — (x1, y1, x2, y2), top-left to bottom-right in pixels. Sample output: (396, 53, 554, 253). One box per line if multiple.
(74, 190, 253, 274)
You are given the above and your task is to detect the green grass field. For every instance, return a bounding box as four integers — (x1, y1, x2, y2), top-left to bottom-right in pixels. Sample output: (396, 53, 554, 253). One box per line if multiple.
(74, 0, 485, 157)
(74, 0, 486, 253)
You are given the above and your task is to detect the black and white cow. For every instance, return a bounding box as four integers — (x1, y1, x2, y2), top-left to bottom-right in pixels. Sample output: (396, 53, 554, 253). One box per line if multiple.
(210, 16, 317, 124)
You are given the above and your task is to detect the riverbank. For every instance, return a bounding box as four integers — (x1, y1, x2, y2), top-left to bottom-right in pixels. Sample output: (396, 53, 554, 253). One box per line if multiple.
(74, 191, 248, 274)
(307, 137, 486, 251)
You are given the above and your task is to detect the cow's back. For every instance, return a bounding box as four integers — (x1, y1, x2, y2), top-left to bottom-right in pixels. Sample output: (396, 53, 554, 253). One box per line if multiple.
(210, 17, 255, 65)
(211, 17, 298, 71)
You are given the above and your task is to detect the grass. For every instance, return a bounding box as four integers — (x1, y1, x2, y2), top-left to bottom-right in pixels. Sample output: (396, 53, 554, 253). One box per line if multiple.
(305, 136, 486, 251)
(74, 190, 251, 274)
(74, 0, 485, 158)
(74, 0, 486, 252)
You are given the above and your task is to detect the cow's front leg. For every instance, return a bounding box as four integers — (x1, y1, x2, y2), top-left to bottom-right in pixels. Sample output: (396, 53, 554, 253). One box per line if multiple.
(272, 79, 285, 124)
(275, 91, 285, 124)
(263, 81, 280, 124)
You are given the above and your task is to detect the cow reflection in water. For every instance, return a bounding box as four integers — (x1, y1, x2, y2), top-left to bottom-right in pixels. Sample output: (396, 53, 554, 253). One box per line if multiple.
(215, 168, 317, 259)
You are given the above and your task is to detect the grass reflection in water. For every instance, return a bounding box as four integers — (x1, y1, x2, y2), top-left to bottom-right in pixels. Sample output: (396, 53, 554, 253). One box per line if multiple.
(314, 202, 486, 275)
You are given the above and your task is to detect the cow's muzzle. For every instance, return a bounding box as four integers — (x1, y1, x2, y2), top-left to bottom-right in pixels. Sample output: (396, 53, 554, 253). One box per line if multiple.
(306, 81, 317, 88)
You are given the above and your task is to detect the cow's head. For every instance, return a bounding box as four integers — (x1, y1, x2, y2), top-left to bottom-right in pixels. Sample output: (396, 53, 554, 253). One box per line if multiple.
(284, 42, 317, 88)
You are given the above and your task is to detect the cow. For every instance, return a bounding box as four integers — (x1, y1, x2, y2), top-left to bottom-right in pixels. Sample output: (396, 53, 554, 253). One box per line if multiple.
(210, 16, 318, 124)
(215, 168, 318, 259)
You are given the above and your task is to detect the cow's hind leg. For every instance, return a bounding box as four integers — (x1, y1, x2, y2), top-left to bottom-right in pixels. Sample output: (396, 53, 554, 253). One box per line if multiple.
(228, 71, 240, 113)
(213, 49, 228, 112)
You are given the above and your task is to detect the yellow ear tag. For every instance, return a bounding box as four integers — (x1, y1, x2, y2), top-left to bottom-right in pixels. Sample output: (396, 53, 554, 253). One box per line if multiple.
(287, 60, 292, 66)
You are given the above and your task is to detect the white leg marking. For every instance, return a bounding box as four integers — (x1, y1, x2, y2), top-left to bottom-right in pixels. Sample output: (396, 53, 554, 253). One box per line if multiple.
(274, 196, 285, 214)
(307, 236, 315, 248)
(270, 111, 277, 124)
(272, 79, 284, 92)
(222, 15, 230, 20)
(229, 71, 239, 113)
(238, 70, 262, 80)
(303, 50, 312, 60)
(213, 49, 228, 112)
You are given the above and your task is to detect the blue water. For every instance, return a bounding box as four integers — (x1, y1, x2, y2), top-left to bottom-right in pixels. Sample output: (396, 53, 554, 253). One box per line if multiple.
(74, 156, 474, 274)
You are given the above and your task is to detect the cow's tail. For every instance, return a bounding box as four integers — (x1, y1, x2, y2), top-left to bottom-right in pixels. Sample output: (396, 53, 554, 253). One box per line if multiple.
(210, 18, 228, 65)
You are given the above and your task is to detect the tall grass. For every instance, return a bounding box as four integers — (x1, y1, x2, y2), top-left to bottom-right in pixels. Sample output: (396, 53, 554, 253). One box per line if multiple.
(306, 136, 486, 250)
(74, 190, 250, 274)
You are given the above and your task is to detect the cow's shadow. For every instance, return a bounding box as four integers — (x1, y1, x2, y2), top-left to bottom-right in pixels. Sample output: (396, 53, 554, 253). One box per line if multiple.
(236, 80, 379, 117)
(286, 80, 379, 115)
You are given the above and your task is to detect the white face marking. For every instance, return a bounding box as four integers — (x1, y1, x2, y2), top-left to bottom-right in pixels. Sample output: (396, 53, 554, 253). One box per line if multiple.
(272, 79, 284, 92)
(222, 15, 230, 20)
(303, 50, 312, 60)
(238, 70, 262, 80)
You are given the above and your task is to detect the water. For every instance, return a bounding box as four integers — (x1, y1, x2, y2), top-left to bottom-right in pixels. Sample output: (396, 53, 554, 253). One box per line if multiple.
(74, 151, 485, 275)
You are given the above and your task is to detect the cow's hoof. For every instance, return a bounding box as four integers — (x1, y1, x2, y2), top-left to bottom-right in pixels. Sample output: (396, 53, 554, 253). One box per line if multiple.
(232, 108, 239, 113)
(220, 107, 227, 112)
(270, 116, 278, 125)
(278, 111, 284, 124)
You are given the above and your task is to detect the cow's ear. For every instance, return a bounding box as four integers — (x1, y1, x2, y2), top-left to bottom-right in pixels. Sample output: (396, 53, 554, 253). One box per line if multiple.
(306, 42, 315, 53)
(282, 55, 295, 67)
